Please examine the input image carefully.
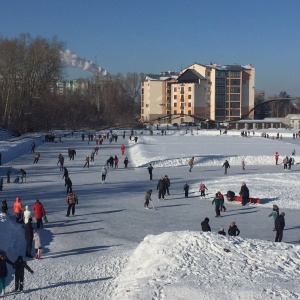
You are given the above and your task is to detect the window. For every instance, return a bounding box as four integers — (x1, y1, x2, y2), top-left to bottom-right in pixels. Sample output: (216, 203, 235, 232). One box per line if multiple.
(230, 94, 240, 101)
(216, 102, 226, 109)
(216, 94, 225, 100)
(174, 95, 177, 99)
(230, 102, 240, 109)
(188, 95, 191, 99)
(216, 78, 225, 85)
(188, 110, 192, 115)
(230, 109, 240, 116)
(181, 95, 184, 101)
(230, 72, 240, 78)
(174, 103, 177, 107)
(142, 88, 144, 94)
(188, 87, 192, 91)
(230, 79, 240, 85)
(167, 111, 170, 115)
(207, 71, 211, 76)
(145, 104, 149, 107)
(174, 87, 177, 92)
(174, 110, 177, 114)
(188, 103, 191, 107)
(207, 95, 210, 100)
(141, 109, 144, 114)
(230, 87, 240, 93)
(181, 87, 184, 94)
(181, 110, 184, 115)
(216, 86, 225, 93)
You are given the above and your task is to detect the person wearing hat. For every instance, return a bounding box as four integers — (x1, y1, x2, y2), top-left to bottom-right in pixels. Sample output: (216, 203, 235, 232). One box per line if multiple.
(14, 256, 34, 292)
(275, 212, 285, 242)
(222, 159, 230, 175)
(147, 164, 153, 180)
(228, 222, 240, 236)
(201, 217, 211, 232)
(164, 175, 170, 195)
(0, 250, 14, 296)
(157, 177, 166, 200)
(239, 182, 249, 206)
(218, 228, 226, 236)
(212, 193, 222, 217)
(183, 183, 190, 198)
(144, 190, 152, 209)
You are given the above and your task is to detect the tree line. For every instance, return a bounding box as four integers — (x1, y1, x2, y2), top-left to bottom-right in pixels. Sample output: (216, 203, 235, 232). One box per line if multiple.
(0, 34, 143, 133)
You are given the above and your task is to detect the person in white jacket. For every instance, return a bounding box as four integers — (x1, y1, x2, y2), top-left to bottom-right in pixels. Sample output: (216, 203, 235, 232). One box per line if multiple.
(33, 230, 42, 259)
(101, 166, 108, 184)
(23, 206, 32, 224)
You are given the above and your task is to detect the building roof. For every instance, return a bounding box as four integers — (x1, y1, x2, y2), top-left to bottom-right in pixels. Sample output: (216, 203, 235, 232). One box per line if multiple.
(184, 62, 253, 72)
(145, 71, 179, 81)
(177, 69, 207, 83)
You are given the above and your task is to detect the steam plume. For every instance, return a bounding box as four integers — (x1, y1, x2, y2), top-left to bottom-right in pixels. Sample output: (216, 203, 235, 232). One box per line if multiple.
(61, 49, 108, 76)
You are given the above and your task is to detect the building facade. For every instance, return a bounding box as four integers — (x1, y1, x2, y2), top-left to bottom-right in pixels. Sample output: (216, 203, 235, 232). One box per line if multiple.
(141, 63, 255, 123)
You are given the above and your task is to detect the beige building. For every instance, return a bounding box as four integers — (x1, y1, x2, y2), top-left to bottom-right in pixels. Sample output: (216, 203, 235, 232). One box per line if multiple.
(141, 63, 255, 124)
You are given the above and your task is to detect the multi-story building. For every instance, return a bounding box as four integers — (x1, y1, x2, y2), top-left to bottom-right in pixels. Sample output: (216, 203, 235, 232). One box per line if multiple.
(141, 63, 255, 123)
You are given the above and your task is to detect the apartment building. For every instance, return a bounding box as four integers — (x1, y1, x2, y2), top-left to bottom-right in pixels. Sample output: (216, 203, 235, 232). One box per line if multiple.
(141, 63, 255, 123)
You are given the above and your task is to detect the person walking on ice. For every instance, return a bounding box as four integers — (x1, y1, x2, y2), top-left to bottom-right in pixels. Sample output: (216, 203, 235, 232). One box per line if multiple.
(65, 192, 78, 217)
(222, 159, 230, 174)
(199, 182, 208, 198)
(144, 189, 153, 209)
(147, 164, 153, 180)
(241, 159, 245, 170)
(14, 256, 34, 292)
(275, 212, 285, 242)
(275, 152, 279, 165)
(101, 166, 108, 183)
(188, 157, 194, 172)
(183, 183, 189, 198)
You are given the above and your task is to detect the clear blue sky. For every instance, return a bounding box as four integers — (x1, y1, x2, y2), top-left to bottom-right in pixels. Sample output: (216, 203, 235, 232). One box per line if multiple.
(1, 0, 300, 97)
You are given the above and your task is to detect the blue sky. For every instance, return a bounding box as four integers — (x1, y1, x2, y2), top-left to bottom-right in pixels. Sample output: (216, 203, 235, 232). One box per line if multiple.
(1, 0, 300, 97)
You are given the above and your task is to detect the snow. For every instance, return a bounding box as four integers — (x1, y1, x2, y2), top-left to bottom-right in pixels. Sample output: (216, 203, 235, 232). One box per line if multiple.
(1, 129, 300, 299)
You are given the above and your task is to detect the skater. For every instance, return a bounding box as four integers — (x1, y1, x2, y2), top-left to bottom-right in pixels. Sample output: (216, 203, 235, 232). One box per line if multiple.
(101, 166, 108, 183)
(65, 192, 78, 217)
(109, 156, 114, 168)
(222, 159, 230, 174)
(188, 157, 194, 172)
(212, 193, 222, 217)
(83, 155, 90, 168)
(0, 178, 2, 191)
(288, 156, 293, 170)
(90, 151, 95, 164)
(164, 175, 170, 195)
(218, 191, 226, 212)
(31, 141, 36, 153)
(144, 189, 152, 209)
(57, 154, 64, 171)
(33, 230, 42, 259)
(275, 212, 285, 242)
(13, 197, 24, 223)
(283, 156, 288, 170)
(239, 182, 249, 206)
(269, 204, 279, 231)
(199, 182, 208, 198)
(124, 157, 129, 168)
(23, 206, 32, 225)
(33, 199, 46, 229)
(120, 144, 125, 156)
(241, 159, 245, 170)
(147, 164, 153, 180)
(62, 167, 69, 180)
(218, 227, 226, 236)
(1, 199, 8, 214)
(25, 217, 34, 258)
(114, 156, 119, 169)
(275, 152, 279, 165)
(292, 148, 296, 156)
(94, 146, 99, 155)
(14, 256, 34, 292)
(18, 168, 27, 183)
(65, 177, 73, 194)
(183, 182, 189, 198)
(134, 136, 138, 143)
(201, 217, 211, 232)
(33, 152, 40, 164)
(157, 177, 166, 200)
(228, 222, 240, 236)
(0, 250, 14, 296)
(6, 167, 12, 183)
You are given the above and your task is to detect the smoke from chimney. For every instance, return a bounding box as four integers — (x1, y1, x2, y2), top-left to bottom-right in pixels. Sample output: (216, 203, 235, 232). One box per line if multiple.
(61, 49, 108, 76)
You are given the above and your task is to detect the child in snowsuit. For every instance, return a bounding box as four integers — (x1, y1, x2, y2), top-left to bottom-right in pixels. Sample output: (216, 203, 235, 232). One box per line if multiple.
(269, 204, 279, 231)
(228, 222, 240, 236)
(33, 230, 42, 259)
(0, 251, 14, 296)
(199, 183, 208, 198)
(14, 256, 34, 292)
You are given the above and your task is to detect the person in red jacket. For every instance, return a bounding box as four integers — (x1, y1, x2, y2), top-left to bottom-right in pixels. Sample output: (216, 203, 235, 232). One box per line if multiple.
(275, 152, 279, 165)
(32, 199, 46, 229)
(120, 144, 125, 156)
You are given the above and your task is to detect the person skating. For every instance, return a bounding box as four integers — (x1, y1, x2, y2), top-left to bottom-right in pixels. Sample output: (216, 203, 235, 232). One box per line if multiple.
(90, 151, 95, 164)
(183, 183, 189, 198)
(144, 190, 152, 209)
(33, 152, 40, 164)
(120, 144, 125, 156)
(212, 193, 222, 217)
(58, 154, 64, 171)
(239, 182, 249, 206)
(275, 212, 285, 242)
(65, 177, 73, 194)
(241, 159, 245, 170)
(268, 204, 279, 231)
(0, 250, 14, 296)
(283, 156, 288, 170)
(33, 230, 42, 259)
(275, 152, 279, 165)
(288, 156, 293, 170)
(218, 191, 226, 212)
(147, 164, 153, 180)
(199, 182, 208, 198)
(1, 199, 8, 214)
(83, 155, 90, 168)
(109, 156, 114, 168)
(101, 166, 108, 183)
(201, 217, 211, 232)
(124, 157, 129, 168)
(222, 160, 230, 175)
(157, 177, 166, 200)
(70, 148, 76, 160)
(164, 175, 170, 195)
(62, 167, 69, 180)
(33, 199, 46, 229)
(14, 256, 34, 292)
(228, 222, 240, 236)
(31, 142, 36, 153)
(188, 157, 194, 172)
(114, 156, 119, 169)
(218, 228, 226, 236)
(65, 192, 78, 217)
(25, 218, 34, 258)
(23, 206, 32, 225)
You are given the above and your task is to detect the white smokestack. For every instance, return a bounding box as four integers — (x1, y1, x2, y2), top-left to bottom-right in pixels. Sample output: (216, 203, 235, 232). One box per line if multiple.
(61, 49, 108, 76)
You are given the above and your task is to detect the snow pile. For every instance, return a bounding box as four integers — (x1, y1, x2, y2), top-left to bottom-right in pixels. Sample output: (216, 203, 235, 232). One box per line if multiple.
(112, 231, 300, 300)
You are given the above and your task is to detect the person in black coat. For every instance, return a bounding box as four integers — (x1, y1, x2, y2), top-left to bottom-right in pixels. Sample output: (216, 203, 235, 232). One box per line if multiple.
(239, 182, 249, 206)
(124, 157, 129, 168)
(201, 218, 211, 232)
(183, 183, 189, 198)
(228, 222, 240, 236)
(0, 250, 14, 295)
(62, 167, 69, 180)
(157, 177, 166, 200)
(218, 227, 226, 236)
(65, 177, 73, 194)
(25, 218, 34, 258)
(275, 212, 285, 242)
(147, 164, 153, 180)
(14, 256, 34, 292)
(222, 160, 230, 174)
(1, 199, 8, 214)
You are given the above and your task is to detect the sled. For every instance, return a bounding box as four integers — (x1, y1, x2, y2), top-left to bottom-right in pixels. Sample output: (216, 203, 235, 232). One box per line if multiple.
(233, 196, 261, 204)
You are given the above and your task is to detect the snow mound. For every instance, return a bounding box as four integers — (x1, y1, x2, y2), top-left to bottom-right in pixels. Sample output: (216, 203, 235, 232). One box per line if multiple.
(112, 231, 300, 300)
